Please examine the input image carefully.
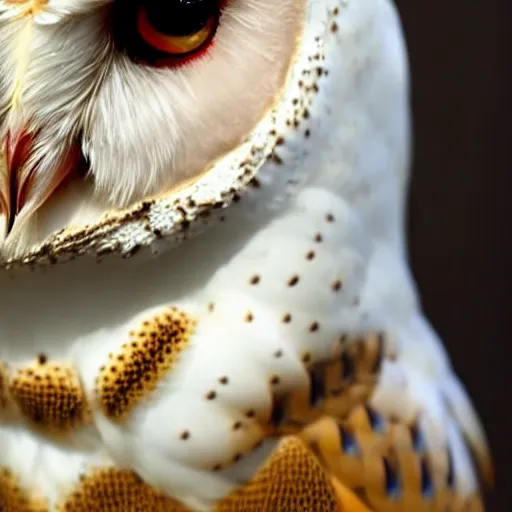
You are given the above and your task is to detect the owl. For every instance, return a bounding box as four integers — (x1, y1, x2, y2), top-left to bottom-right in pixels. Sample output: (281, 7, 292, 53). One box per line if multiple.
(0, 0, 492, 511)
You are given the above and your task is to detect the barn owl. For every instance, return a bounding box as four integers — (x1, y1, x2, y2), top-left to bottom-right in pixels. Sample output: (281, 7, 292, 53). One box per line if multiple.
(0, 0, 493, 510)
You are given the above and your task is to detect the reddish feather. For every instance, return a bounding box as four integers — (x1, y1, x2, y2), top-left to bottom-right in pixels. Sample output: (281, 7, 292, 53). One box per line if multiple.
(2, 126, 80, 234)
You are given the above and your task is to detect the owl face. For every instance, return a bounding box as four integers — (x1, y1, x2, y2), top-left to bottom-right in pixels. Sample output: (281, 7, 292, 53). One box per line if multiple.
(0, 0, 306, 260)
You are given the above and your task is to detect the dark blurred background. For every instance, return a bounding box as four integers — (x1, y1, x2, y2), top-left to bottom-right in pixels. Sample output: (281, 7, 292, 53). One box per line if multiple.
(394, 1, 510, 511)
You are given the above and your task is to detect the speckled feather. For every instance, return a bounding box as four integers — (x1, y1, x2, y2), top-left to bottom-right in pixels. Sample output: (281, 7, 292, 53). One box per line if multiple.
(0, 0, 491, 511)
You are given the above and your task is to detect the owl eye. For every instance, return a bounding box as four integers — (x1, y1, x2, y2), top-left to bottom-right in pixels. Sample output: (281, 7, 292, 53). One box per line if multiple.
(136, 0, 220, 56)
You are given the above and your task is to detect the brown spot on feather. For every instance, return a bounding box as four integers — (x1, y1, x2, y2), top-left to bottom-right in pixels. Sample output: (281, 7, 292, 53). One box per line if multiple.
(9, 359, 90, 431)
(0, 468, 47, 512)
(57, 468, 183, 511)
(96, 307, 195, 421)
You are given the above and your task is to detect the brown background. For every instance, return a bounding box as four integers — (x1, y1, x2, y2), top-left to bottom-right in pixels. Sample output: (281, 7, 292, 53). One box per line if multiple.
(393, 1, 511, 510)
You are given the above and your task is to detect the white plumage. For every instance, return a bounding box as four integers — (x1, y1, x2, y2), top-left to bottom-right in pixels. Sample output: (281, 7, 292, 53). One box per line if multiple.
(0, 0, 491, 511)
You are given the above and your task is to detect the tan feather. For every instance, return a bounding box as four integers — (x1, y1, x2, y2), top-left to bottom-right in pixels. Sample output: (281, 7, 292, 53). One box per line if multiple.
(299, 409, 486, 512)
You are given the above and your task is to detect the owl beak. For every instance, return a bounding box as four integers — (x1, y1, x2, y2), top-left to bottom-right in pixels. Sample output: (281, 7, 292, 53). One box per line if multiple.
(1, 127, 79, 237)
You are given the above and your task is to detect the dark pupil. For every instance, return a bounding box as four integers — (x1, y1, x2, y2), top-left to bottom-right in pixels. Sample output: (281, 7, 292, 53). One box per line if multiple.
(144, 0, 218, 36)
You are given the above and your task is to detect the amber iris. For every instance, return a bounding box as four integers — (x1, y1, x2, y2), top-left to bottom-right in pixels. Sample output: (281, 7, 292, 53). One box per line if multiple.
(137, 0, 219, 55)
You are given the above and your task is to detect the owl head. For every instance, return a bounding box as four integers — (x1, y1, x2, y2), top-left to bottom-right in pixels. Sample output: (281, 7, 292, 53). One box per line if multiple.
(0, 0, 308, 260)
